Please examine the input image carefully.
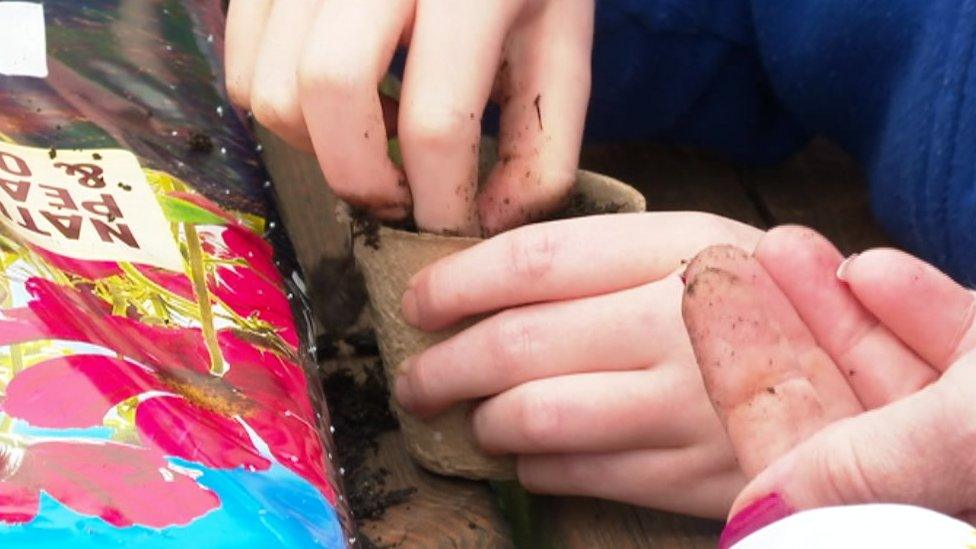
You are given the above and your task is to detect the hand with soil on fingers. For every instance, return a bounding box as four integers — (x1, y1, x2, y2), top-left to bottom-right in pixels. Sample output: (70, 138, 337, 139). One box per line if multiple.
(393, 211, 763, 518)
(225, 0, 594, 236)
(681, 226, 976, 548)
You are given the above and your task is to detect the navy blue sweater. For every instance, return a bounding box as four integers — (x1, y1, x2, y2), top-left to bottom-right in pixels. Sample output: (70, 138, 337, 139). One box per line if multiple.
(588, 0, 975, 285)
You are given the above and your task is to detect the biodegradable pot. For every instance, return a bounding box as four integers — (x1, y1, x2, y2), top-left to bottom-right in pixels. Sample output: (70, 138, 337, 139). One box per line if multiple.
(354, 170, 646, 480)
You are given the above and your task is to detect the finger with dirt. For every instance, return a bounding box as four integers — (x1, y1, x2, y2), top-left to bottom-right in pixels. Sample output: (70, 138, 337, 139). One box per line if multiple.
(298, 0, 414, 220)
(398, 0, 520, 235)
(755, 226, 937, 408)
(839, 248, 976, 370)
(477, 0, 594, 236)
(681, 245, 861, 476)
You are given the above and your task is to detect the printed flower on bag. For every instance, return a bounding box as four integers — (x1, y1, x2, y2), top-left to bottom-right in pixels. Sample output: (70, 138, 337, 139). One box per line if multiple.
(32, 221, 299, 350)
(0, 278, 335, 525)
(0, 440, 218, 527)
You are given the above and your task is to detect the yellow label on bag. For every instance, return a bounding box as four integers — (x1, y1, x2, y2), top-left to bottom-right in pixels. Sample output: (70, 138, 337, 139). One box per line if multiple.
(0, 141, 184, 271)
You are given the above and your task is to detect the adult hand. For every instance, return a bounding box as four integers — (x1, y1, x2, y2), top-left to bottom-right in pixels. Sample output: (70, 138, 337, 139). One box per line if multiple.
(394, 212, 761, 517)
(682, 226, 975, 547)
(225, 0, 594, 236)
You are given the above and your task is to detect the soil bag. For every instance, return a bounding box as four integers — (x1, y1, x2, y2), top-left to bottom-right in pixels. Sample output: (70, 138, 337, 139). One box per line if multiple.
(0, 2, 351, 547)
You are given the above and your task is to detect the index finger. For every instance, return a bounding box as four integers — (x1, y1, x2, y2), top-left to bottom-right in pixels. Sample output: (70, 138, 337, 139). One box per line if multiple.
(682, 245, 862, 476)
(403, 212, 761, 331)
(224, 0, 273, 108)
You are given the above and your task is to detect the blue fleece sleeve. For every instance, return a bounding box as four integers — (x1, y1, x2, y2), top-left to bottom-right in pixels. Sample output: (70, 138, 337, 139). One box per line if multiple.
(750, 0, 976, 285)
(587, 0, 808, 164)
(591, 1, 976, 284)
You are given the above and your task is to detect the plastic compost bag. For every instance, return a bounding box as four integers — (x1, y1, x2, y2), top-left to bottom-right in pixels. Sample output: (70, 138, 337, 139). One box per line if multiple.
(0, 1, 352, 546)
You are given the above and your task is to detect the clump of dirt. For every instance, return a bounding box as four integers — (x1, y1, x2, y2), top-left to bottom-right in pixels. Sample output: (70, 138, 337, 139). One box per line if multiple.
(348, 468, 416, 521)
(350, 207, 418, 250)
(187, 130, 214, 153)
(342, 329, 380, 356)
(314, 329, 381, 363)
(322, 361, 416, 525)
(351, 209, 382, 250)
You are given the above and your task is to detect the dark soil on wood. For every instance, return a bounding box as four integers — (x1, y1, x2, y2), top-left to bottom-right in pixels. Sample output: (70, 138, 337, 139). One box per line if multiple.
(322, 355, 417, 539)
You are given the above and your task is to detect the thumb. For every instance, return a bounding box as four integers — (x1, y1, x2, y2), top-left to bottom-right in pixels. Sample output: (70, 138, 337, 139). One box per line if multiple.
(720, 357, 976, 548)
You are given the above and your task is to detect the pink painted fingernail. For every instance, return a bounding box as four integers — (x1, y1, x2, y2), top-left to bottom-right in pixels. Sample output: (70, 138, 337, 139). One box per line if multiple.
(718, 493, 794, 549)
(679, 260, 691, 285)
(836, 253, 859, 282)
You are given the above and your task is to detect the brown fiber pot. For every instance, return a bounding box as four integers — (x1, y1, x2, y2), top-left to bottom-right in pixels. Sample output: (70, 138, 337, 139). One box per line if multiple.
(353, 170, 646, 480)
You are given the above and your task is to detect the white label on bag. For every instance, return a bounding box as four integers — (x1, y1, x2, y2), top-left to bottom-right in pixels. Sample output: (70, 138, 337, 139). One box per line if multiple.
(0, 141, 185, 272)
(0, 2, 48, 78)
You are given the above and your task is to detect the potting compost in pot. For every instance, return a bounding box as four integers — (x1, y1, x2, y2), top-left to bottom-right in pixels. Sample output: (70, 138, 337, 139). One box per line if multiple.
(0, 1, 352, 546)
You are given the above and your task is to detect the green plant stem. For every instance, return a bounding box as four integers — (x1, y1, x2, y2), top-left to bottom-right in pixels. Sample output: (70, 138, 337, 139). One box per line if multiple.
(0, 262, 22, 379)
(184, 223, 225, 376)
(491, 481, 553, 549)
(8, 346, 23, 376)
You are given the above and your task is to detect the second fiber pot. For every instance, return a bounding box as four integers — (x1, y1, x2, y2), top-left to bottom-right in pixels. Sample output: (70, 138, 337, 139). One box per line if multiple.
(354, 170, 646, 480)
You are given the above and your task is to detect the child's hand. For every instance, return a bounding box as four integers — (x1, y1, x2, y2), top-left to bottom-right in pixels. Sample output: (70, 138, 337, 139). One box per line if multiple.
(225, 0, 594, 236)
(682, 227, 976, 547)
(393, 212, 761, 517)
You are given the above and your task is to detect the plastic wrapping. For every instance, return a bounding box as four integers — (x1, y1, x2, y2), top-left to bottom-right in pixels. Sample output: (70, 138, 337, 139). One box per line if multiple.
(0, 1, 351, 546)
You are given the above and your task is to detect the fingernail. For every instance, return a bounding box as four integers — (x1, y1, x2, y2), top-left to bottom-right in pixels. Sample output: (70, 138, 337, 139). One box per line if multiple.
(394, 357, 416, 413)
(836, 253, 859, 282)
(401, 287, 419, 326)
(719, 493, 794, 549)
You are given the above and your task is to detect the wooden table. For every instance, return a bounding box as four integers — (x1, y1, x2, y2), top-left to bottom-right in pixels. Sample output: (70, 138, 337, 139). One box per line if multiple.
(258, 128, 889, 548)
